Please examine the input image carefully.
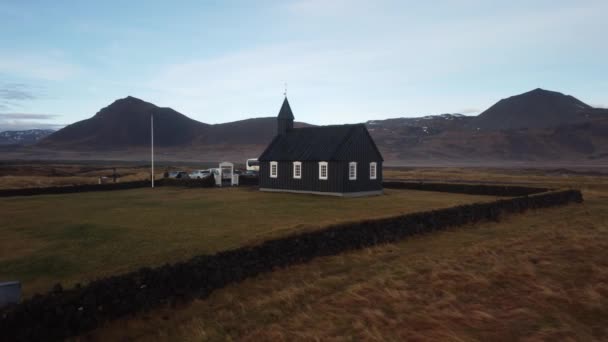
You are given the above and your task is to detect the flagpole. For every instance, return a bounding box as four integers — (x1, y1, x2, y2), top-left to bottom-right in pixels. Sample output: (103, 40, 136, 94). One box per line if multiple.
(151, 113, 154, 188)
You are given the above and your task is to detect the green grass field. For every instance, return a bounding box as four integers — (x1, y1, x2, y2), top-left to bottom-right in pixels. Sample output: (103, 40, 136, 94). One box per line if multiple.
(0, 187, 498, 296)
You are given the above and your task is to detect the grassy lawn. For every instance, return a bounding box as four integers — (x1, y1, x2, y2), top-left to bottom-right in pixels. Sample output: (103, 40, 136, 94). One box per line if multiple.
(0, 187, 498, 296)
(85, 172, 608, 341)
(0, 164, 155, 189)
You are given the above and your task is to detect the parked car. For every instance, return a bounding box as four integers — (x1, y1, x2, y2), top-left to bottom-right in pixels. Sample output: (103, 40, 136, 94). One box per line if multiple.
(243, 170, 259, 177)
(167, 171, 190, 179)
(189, 169, 211, 179)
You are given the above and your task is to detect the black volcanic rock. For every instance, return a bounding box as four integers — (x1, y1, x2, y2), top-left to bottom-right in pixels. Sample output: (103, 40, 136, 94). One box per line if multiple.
(473, 88, 592, 130)
(41, 96, 209, 149)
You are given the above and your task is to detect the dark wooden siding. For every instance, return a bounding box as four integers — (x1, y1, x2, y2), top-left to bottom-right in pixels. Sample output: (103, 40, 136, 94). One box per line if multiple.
(335, 128, 383, 193)
(260, 160, 382, 194)
(259, 125, 383, 194)
(260, 161, 345, 193)
(341, 161, 383, 193)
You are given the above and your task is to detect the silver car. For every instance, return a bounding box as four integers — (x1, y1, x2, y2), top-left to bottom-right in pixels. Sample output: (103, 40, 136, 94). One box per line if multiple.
(189, 169, 211, 179)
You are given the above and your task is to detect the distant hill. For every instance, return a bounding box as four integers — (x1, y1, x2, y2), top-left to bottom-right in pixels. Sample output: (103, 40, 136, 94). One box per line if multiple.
(39, 96, 311, 150)
(42, 96, 209, 149)
(0, 129, 55, 146)
(368, 113, 472, 135)
(202, 117, 312, 145)
(367, 115, 608, 162)
(33, 89, 608, 163)
(472, 88, 594, 130)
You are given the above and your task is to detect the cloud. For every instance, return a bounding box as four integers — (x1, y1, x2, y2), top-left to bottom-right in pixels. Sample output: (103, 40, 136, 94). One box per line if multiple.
(0, 82, 41, 112)
(458, 108, 481, 115)
(0, 113, 59, 120)
(0, 83, 36, 101)
(286, 0, 372, 16)
(0, 54, 82, 81)
(0, 121, 63, 132)
(0, 112, 63, 131)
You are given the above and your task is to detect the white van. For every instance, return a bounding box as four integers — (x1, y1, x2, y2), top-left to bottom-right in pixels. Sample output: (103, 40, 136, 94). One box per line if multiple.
(246, 158, 259, 171)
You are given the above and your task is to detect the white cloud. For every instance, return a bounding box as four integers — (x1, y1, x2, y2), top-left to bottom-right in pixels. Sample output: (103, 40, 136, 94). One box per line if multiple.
(0, 113, 59, 120)
(286, 0, 374, 16)
(0, 83, 36, 101)
(0, 121, 63, 131)
(0, 112, 63, 131)
(458, 108, 481, 115)
(0, 54, 82, 81)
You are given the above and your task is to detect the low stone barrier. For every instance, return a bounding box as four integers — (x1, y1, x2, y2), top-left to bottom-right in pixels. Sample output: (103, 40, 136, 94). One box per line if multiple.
(156, 176, 216, 188)
(0, 189, 583, 341)
(0, 180, 152, 197)
(238, 175, 259, 186)
(0, 177, 217, 197)
(382, 181, 548, 196)
(0, 178, 544, 198)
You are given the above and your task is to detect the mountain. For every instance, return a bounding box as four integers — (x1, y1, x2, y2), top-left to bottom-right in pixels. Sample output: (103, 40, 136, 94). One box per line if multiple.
(31, 89, 608, 163)
(39, 96, 311, 150)
(0, 129, 55, 145)
(472, 88, 594, 130)
(368, 113, 472, 134)
(367, 115, 608, 162)
(203, 117, 312, 145)
(42, 96, 209, 149)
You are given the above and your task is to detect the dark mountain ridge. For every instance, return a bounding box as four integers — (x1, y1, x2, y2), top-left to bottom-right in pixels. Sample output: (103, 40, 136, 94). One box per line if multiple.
(43, 96, 208, 148)
(40, 96, 310, 150)
(36, 89, 607, 162)
(473, 88, 594, 130)
(202, 117, 312, 145)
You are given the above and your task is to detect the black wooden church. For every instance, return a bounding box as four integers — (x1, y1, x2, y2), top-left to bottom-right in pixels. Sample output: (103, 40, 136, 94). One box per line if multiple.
(258, 97, 383, 196)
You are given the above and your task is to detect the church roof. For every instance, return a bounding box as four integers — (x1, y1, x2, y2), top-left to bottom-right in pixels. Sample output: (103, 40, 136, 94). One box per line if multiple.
(259, 124, 382, 161)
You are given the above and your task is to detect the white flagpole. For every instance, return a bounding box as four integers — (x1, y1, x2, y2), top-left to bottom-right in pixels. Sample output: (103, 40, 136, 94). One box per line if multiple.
(151, 113, 154, 188)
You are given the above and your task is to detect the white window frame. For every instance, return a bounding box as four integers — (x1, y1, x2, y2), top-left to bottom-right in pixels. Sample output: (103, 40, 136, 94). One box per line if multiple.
(349, 161, 357, 180)
(370, 162, 377, 180)
(270, 161, 278, 178)
(293, 161, 302, 179)
(318, 161, 328, 180)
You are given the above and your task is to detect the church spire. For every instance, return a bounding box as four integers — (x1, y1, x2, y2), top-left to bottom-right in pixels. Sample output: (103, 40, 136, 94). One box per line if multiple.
(277, 96, 294, 135)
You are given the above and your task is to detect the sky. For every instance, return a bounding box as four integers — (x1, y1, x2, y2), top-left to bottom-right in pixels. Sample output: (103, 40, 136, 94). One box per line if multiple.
(0, 0, 607, 131)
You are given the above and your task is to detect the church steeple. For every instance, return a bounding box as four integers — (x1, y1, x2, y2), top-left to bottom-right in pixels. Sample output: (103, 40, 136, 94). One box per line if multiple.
(277, 96, 294, 135)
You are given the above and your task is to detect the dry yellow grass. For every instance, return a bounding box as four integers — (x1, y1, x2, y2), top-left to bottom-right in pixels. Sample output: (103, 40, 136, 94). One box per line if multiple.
(0, 163, 157, 189)
(79, 168, 608, 341)
(0, 185, 497, 297)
